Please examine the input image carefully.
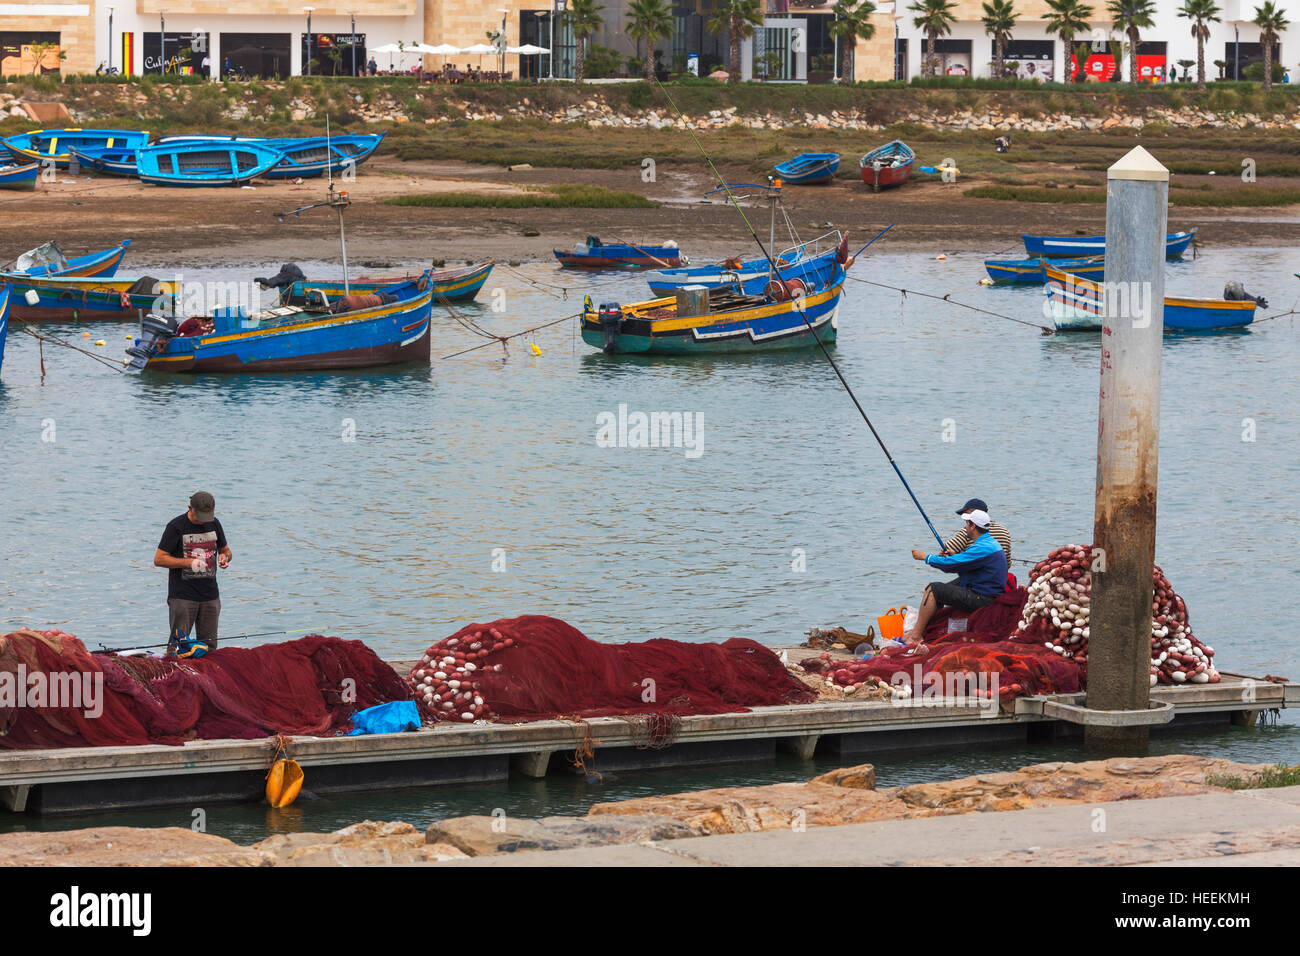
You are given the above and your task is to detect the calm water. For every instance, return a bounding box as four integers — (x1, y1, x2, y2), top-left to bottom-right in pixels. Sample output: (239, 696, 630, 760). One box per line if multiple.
(2, 246, 1298, 839)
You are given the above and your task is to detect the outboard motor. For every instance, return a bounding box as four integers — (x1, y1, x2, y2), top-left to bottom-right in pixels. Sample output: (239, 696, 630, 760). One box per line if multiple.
(1223, 280, 1267, 309)
(254, 263, 307, 290)
(126, 313, 179, 371)
(597, 302, 623, 352)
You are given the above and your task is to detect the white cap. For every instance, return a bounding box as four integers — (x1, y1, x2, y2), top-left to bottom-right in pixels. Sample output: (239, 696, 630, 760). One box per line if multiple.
(965, 509, 991, 530)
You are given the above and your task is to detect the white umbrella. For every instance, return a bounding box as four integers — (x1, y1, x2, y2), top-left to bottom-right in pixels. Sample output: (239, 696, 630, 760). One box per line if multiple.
(461, 43, 496, 54)
(427, 44, 462, 55)
(508, 44, 550, 54)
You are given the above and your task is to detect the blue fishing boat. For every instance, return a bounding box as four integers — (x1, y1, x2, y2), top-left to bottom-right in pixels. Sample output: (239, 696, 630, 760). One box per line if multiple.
(647, 233, 843, 296)
(1044, 262, 1257, 331)
(0, 161, 38, 190)
(3, 128, 150, 169)
(0, 284, 10, 375)
(264, 134, 385, 179)
(555, 237, 686, 270)
(70, 145, 141, 176)
(583, 263, 846, 354)
(859, 140, 914, 191)
(983, 254, 1104, 284)
(136, 141, 285, 187)
(774, 152, 840, 185)
(4, 274, 178, 323)
(273, 260, 495, 304)
(5, 240, 131, 278)
(1024, 229, 1196, 259)
(127, 273, 434, 372)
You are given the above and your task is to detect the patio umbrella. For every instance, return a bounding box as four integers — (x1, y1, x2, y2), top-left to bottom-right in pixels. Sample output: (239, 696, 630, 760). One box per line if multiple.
(424, 43, 462, 71)
(507, 45, 550, 54)
(370, 42, 408, 71)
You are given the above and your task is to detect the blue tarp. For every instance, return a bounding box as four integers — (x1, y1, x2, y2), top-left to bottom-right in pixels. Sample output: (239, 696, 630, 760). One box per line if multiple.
(346, 700, 421, 736)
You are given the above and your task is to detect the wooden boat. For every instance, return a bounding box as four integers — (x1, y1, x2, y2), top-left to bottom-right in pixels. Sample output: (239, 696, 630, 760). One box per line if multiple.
(555, 236, 685, 270)
(70, 145, 140, 177)
(0, 161, 38, 190)
(5, 240, 131, 279)
(1044, 262, 1257, 332)
(136, 141, 285, 187)
(582, 263, 846, 354)
(3, 129, 150, 169)
(1024, 229, 1196, 259)
(3, 274, 179, 322)
(859, 140, 914, 191)
(287, 260, 495, 304)
(127, 272, 433, 372)
(647, 233, 843, 296)
(264, 134, 385, 179)
(774, 152, 840, 185)
(0, 284, 10, 375)
(984, 254, 1104, 284)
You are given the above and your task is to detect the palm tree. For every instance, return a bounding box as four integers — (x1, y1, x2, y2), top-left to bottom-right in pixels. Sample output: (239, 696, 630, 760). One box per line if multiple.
(1253, 0, 1289, 90)
(1044, 0, 1093, 82)
(565, 0, 604, 83)
(707, 0, 765, 84)
(627, 0, 674, 82)
(828, 0, 877, 83)
(981, 0, 1018, 78)
(1107, 0, 1156, 83)
(1177, 0, 1220, 91)
(909, 0, 958, 77)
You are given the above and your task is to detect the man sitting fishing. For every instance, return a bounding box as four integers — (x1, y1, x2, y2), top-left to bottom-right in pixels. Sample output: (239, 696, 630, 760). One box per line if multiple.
(904, 509, 1008, 644)
(942, 497, 1011, 564)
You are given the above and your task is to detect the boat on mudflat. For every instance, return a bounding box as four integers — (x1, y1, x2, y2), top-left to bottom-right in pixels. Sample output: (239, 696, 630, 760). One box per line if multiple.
(774, 152, 840, 185)
(1024, 229, 1196, 259)
(859, 140, 914, 191)
(127, 272, 434, 372)
(1044, 262, 1258, 332)
(4, 240, 132, 279)
(555, 236, 685, 270)
(647, 232, 844, 296)
(2, 128, 150, 169)
(984, 254, 1104, 284)
(261, 260, 495, 304)
(136, 141, 285, 187)
(582, 262, 847, 354)
(264, 134, 385, 179)
(0, 161, 38, 190)
(70, 145, 141, 177)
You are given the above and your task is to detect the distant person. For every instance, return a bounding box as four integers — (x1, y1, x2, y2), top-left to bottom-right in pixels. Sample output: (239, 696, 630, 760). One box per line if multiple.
(1168, 64, 1177, 82)
(904, 509, 1008, 644)
(154, 491, 232, 653)
(942, 497, 1012, 564)
(368, 55, 377, 75)
(1285, 70, 1292, 83)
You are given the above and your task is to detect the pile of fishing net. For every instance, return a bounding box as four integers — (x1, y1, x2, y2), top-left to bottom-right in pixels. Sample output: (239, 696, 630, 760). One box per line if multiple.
(409, 614, 816, 724)
(0, 628, 412, 749)
(1016, 544, 1219, 686)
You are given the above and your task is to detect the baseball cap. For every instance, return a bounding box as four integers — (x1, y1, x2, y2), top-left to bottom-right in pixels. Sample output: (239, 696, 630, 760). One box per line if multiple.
(964, 509, 991, 530)
(190, 491, 215, 523)
(957, 498, 988, 515)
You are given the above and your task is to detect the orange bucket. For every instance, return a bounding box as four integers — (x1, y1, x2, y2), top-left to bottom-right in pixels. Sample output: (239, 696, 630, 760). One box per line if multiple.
(876, 607, 910, 641)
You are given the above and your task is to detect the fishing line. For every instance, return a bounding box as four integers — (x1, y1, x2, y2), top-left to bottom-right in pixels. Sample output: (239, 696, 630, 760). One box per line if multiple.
(18, 325, 128, 372)
(440, 310, 581, 359)
(98, 622, 378, 654)
(846, 274, 1055, 333)
(651, 78, 947, 550)
(496, 261, 571, 298)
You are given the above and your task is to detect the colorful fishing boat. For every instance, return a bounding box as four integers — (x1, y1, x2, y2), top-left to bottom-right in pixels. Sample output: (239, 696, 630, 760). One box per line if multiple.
(774, 152, 840, 185)
(277, 260, 495, 304)
(983, 254, 1104, 284)
(4, 240, 132, 279)
(555, 236, 686, 270)
(3, 129, 150, 169)
(1043, 262, 1257, 331)
(1024, 229, 1196, 259)
(264, 134, 385, 179)
(3, 274, 179, 322)
(582, 262, 847, 354)
(647, 233, 843, 296)
(0, 284, 10, 375)
(127, 272, 434, 372)
(136, 141, 285, 187)
(0, 161, 38, 190)
(69, 145, 140, 176)
(859, 140, 914, 191)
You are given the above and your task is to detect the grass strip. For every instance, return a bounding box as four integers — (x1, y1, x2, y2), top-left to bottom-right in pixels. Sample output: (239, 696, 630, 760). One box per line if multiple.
(1206, 763, 1300, 790)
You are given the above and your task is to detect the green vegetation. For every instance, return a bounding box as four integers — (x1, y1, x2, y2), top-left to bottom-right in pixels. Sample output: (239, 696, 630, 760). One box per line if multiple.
(1044, 0, 1095, 84)
(829, 1, 878, 84)
(1206, 763, 1300, 789)
(911, 0, 959, 78)
(708, 0, 765, 82)
(566, 0, 605, 84)
(981, 0, 1019, 79)
(1253, 0, 1290, 91)
(1178, 0, 1221, 91)
(627, 0, 674, 83)
(966, 182, 1300, 204)
(386, 184, 658, 208)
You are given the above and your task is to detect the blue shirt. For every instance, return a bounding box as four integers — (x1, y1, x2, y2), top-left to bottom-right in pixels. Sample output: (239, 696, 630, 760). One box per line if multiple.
(924, 531, 1008, 597)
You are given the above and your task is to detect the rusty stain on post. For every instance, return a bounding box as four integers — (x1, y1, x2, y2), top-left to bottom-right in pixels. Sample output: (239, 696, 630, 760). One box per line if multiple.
(1085, 146, 1168, 751)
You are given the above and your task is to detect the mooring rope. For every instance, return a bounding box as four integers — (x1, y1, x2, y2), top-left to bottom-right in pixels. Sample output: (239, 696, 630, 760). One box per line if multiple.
(844, 275, 1056, 333)
(496, 261, 571, 299)
(18, 325, 128, 372)
(439, 310, 582, 360)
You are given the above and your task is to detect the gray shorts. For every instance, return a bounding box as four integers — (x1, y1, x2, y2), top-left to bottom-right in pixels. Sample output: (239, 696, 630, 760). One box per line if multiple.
(928, 580, 996, 614)
(168, 598, 221, 649)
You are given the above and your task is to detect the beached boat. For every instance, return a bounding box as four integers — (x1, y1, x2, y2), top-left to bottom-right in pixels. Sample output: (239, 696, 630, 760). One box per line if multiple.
(278, 260, 495, 304)
(1024, 229, 1196, 259)
(774, 152, 840, 185)
(0, 284, 10, 375)
(136, 141, 285, 187)
(984, 254, 1104, 284)
(69, 145, 140, 177)
(4, 240, 131, 279)
(859, 140, 914, 191)
(126, 272, 434, 372)
(582, 262, 846, 354)
(0, 161, 38, 190)
(264, 134, 385, 179)
(3, 129, 150, 169)
(3, 274, 178, 323)
(555, 237, 685, 270)
(1044, 262, 1257, 332)
(647, 234, 843, 296)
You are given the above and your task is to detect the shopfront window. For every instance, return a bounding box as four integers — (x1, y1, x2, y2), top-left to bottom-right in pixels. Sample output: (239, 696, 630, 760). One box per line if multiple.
(222, 33, 291, 79)
(302, 33, 366, 76)
(146, 31, 210, 76)
(0, 32, 61, 76)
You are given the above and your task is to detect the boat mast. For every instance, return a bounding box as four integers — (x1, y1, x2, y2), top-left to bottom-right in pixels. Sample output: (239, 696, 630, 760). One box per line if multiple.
(768, 175, 778, 281)
(326, 115, 349, 295)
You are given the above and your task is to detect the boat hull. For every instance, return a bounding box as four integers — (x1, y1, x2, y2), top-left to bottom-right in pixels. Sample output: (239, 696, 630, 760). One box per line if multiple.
(263, 134, 385, 180)
(775, 153, 840, 185)
(297, 261, 494, 304)
(859, 140, 915, 191)
(137, 142, 285, 187)
(4, 129, 149, 169)
(556, 251, 683, 270)
(0, 162, 38, 190)
(0, 285, 10, 373)
(647, 247, 839, 296)
(1024, 229, 1195, 259)
(1044, 264, 1256, 332)
(984, 255, 1104, 284)
(4, 275, 177, 322)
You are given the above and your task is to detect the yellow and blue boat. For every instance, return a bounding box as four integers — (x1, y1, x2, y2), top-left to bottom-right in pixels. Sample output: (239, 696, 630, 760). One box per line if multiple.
(582, 262, 846, 354)
(1044, 262, 1258, 332)
(5, 240, 132, 279)
(287, 260, 495, 304)
(5, 274, 179, 323)
(0, 284, 10, 375)
(3, 129, 150, 169)
(984, 254, 1104, 284)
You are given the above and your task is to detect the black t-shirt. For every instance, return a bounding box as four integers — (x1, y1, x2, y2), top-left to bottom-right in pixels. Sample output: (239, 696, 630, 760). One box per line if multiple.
(158, 514, 227, 602)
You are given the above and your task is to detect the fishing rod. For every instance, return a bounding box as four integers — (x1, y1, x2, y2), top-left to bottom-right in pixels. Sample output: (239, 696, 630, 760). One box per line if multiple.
(97, 624, 371, 654)
(650, 79, 946, 551)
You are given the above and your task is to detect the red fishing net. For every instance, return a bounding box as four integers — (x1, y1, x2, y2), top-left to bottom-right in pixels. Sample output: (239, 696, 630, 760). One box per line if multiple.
(0, 629, 412, 749)
(409, 614, 816, 724)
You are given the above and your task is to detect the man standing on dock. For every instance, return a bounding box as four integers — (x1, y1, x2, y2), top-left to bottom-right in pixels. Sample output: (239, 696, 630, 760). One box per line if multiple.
(942, 497, 1012, 564)
(154, 492, 232, 651)
(904, 509, 1007, 644)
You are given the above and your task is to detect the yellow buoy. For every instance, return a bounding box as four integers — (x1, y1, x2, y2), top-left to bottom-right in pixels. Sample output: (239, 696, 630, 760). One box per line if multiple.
(266, 758, 304, 808)
(530, 343, 542, 356)
(94, 340, 107, 346)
